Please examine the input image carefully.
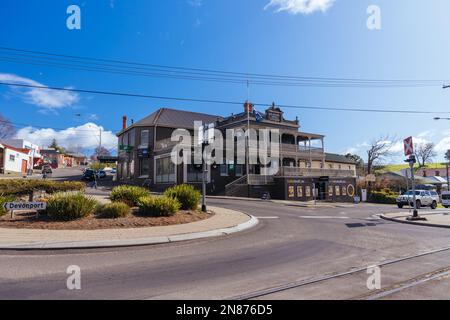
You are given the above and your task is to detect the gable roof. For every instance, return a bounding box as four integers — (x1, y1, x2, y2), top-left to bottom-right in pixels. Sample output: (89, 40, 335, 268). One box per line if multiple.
(0, 143, 31, 155)
(118, 108, 222, 135)
(325, 153, 357, 164)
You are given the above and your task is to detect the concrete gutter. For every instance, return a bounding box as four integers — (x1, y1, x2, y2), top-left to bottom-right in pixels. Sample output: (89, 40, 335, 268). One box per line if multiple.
(0, 209, 258, 250)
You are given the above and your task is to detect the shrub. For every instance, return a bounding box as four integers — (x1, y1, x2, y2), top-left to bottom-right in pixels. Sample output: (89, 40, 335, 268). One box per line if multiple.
(369, 188, 398, 204)
(96, 202, 131, 219)
(110, 185, 151, 207)
(0, 196, 16, 217)
(164, 184, 201, 210)
(137, 196, 180, 217)
(0, 180, 84, 196)
(47, 192, 98, 221)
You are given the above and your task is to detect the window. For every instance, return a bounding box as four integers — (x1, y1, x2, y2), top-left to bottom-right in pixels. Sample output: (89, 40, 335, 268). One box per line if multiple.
(139, 158, 150, 177)
(140, 130, 149, 146)
(235, 165, 244, 177)
(155, 157, 175, 183)
(187, 165, 203, 182)
(220, 164, 228, 176)
(9, 155, 15, 162)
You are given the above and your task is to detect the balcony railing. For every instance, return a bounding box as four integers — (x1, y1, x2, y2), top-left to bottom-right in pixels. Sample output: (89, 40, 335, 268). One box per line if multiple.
(280, 144, 324, 156)
(278, 166, 356, 178)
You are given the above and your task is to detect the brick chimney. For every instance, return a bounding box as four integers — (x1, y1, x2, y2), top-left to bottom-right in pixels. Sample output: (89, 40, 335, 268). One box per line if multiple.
(244, 101, 254, 114)
(122, 116, 127, 130)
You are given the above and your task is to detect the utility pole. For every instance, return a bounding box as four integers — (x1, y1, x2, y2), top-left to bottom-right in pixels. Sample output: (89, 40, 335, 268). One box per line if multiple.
(446, 150, 450, 192)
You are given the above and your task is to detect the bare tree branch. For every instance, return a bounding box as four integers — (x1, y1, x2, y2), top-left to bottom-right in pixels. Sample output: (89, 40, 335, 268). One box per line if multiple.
(414, 142, 436, 167)
(0, 114, 16, 141)
(366, 135, 394, 175)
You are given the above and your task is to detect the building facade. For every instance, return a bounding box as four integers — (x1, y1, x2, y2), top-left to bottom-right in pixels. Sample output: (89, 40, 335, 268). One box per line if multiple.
(0, 143, 33, 175)
(116, 104, 357, 202)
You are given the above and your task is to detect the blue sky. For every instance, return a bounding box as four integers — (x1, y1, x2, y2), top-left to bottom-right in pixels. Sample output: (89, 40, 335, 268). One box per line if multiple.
(1, 0, 450, 162)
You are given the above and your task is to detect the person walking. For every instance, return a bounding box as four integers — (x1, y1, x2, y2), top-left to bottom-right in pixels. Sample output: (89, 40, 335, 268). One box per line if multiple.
(92, 170, 98, 189)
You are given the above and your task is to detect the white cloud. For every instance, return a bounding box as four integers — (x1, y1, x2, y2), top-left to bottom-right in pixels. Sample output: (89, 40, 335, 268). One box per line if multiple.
(15, 123, 117, 151)
(346, 134, 450, 163)
(0, 73, 79, 111)
(264, 0, 335, 15)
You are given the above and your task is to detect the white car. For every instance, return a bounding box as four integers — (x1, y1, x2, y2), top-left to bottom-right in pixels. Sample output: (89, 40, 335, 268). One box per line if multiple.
(442, 191, 450, 208)
(396, 190, 440, 210)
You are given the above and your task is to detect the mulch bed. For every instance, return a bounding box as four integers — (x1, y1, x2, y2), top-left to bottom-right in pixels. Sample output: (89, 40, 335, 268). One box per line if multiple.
(0, 210, 213, 230)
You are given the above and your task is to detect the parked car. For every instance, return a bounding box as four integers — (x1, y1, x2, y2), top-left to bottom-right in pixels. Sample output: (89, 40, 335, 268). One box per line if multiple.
(97, 170, 107, 179)
(82, 169, 96, 181)
(396, 190, 440, 209)
(442, 191, 450, 208)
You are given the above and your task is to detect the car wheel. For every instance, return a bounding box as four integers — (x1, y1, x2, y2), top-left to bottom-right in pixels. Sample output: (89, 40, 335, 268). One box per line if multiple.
(397, 204, 404, 209)
(445, 206, 449, 209)
(416, 200, 422, 209)
(431, 201, 437, 210)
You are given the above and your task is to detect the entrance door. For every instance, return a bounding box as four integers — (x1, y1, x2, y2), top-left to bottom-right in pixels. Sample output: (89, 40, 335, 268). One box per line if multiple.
(21, 159, 27, 175)
(317, 182, 327, 200)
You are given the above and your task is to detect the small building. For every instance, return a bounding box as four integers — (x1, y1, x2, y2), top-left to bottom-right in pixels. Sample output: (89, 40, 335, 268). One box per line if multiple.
(41, 149, 65, 169)
(3, 139, 43, 168)
(116, 104, 357, 202)
(0, 143, 32, 175)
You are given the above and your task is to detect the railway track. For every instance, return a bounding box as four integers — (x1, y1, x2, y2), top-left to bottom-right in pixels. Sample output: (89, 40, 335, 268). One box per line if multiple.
(230, 245, 450, 300)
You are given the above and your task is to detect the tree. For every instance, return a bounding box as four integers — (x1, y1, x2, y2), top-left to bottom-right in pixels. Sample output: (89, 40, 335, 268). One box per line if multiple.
(345, 153, 365, 175)
(414, 142, 437, 167)
(49, 139, 65, 153)
(91, 146, 111, 161)
(366, 136, 394, 175)
(0, 114, 16, 140)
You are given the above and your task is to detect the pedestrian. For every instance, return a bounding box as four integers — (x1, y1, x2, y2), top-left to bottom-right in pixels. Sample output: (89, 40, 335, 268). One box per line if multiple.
(92, 170, 98, 189)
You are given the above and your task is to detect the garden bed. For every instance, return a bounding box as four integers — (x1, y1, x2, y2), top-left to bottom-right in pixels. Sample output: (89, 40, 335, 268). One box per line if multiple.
(0, 209, 213, 230)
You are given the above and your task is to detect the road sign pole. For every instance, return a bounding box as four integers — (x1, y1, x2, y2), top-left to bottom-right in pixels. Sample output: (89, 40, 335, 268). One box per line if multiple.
(410, 160, 418, 218)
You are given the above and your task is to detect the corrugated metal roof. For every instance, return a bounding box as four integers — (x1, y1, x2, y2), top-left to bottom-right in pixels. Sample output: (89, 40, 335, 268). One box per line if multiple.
(119, 108, 222, 135)
(325, 153, 357, 164)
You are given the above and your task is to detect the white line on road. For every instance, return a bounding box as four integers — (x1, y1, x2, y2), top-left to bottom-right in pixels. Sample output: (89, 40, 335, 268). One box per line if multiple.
(299, 216, 350, 219)
(255, 216, 280, 219)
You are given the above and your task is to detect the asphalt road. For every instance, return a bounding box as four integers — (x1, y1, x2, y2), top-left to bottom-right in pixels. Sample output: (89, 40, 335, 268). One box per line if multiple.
(1, 168, 450, 300)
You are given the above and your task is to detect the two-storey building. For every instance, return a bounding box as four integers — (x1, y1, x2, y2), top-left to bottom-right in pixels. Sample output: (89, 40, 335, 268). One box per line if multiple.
(116, 103, 357, 202)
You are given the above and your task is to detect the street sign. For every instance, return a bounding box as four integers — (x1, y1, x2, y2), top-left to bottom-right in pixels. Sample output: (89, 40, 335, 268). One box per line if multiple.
(404, 136, 414, 156)
(3, 202, 47, 211)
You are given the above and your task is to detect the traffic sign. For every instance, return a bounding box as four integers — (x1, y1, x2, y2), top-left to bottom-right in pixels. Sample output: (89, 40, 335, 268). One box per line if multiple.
(3, 202, 47, 211)
(403, 136, 414, 156)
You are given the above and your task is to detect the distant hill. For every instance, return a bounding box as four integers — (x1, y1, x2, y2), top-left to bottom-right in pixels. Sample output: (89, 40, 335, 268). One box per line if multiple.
(375, 163, 447, 173)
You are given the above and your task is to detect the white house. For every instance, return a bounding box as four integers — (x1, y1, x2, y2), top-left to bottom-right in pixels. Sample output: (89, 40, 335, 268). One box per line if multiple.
(4, 139, 42, 168)
(0, 143, 32, 175)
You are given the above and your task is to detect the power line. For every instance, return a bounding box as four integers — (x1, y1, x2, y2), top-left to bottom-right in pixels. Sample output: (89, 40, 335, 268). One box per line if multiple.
(1, 81, 450, 115)
(0, 46, 446, 88)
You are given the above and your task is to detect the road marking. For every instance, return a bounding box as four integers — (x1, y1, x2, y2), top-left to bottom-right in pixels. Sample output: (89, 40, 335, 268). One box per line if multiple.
(299, 216, 350, 219)
(255, 216, 279, 219)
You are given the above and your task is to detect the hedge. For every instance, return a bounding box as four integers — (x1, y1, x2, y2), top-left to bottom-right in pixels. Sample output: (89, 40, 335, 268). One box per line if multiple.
(369, 189, 398, 204)
(0, 180, 85, 196)
(110, 185, 151, 207)
(164, 184, 201, 210)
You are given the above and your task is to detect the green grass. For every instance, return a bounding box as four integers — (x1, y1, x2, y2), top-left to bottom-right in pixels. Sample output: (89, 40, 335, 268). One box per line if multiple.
(376, 163, 447, 173)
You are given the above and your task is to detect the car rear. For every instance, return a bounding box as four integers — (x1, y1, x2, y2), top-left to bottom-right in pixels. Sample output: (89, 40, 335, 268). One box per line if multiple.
(442, 192, 450, 208)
